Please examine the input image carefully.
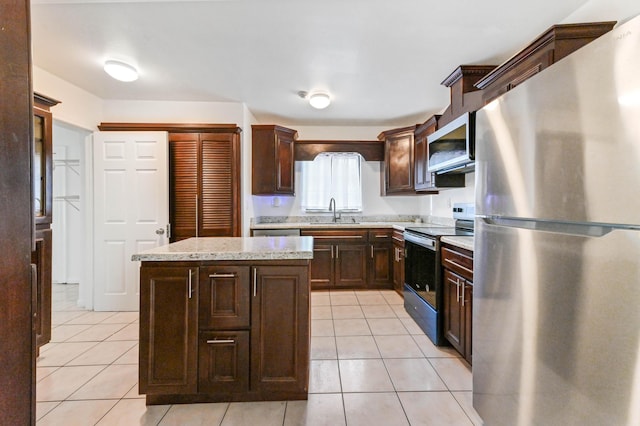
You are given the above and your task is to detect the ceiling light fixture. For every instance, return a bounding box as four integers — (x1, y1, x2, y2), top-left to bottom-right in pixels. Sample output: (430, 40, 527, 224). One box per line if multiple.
(308, 92, 331, 109)
(103, 60, 139, 82)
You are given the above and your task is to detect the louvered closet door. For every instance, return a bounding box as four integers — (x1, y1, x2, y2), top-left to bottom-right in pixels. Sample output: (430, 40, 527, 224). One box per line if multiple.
(169, 133, 198, 241)
(200, 133, 240, 237)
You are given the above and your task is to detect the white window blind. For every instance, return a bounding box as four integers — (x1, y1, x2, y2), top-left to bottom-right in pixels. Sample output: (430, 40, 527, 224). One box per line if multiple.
(301, 153, 362, 212)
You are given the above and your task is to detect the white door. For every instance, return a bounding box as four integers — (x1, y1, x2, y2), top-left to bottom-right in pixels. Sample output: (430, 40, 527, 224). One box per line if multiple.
(93, 131, 169, 311)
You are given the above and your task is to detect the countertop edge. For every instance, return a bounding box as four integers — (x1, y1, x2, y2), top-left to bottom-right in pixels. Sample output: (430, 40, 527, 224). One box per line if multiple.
(440, 236, 474, 252)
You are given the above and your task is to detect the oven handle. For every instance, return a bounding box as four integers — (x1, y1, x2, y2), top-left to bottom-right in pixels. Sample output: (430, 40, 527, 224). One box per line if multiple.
(403, 232, 436, 251)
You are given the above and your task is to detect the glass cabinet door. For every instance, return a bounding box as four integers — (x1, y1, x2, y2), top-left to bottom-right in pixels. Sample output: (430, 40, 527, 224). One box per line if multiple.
(33, 103, 53, 225)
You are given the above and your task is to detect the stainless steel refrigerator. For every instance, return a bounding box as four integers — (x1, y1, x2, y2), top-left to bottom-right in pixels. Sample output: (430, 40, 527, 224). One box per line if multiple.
(474, 15, 640, 426)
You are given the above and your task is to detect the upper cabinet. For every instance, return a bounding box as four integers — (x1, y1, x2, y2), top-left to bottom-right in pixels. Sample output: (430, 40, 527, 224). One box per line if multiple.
(437, 65, 496, 128)
(379, 125, 417, 195)
(475, 21, 616, 104)
(33, 93, 60, 226)
(252, 125, 297, 195)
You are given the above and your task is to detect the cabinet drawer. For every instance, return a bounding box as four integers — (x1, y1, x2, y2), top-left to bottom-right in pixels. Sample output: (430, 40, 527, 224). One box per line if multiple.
(199, 266, 250, 329)
(301, 229, 368, 242)
(198, 331, 250, 394)
(441, 246, 473, 281)
(368, 229, 392, 241)
(392, 229, 404, 245)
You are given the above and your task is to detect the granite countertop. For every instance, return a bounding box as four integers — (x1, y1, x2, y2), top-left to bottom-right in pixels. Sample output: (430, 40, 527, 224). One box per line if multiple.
(441, 236, 474, 252)
(131, 236, 314, 262)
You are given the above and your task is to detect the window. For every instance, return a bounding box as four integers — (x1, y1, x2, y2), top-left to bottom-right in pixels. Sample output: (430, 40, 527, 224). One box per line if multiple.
(301, 152, 362, 212)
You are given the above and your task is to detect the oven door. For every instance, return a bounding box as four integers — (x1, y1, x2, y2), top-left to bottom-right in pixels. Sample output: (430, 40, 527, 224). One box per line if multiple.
(403, 233, 438, 310)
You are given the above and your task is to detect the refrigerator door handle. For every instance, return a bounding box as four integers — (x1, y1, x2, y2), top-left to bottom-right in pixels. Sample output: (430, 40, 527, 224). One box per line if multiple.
(477, 216, 640, 238)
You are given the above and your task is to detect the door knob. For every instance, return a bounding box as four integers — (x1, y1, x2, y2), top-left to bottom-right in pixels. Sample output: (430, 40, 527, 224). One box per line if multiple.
(155, 228, 165, 235)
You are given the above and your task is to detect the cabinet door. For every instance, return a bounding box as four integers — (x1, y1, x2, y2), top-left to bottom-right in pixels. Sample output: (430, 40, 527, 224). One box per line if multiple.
(200, 133, 241, 237)
(335, 244, 368, 288)
(393, 243, 405, 295)
(169, 133, 198, 241)
(443, 268, 464, 354)
(414, 131, 428, 191)
(275, 130, 295, 194)
(463, 283, 473, 364)
(32, 228, 52, 352)
(309, 244, 334, 290)
(33, 104, 53, 225)
(251, 266, 309, 394)
(139, 266, 198, 395)
(198, 330, 249, 394)
(369, 242, 393, 289)
(384, 131, 414, 194)
(199, 266, 250, 329)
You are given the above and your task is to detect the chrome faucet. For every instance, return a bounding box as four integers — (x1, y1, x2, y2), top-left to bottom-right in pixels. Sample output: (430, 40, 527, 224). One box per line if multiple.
(328, 197, 341, 223)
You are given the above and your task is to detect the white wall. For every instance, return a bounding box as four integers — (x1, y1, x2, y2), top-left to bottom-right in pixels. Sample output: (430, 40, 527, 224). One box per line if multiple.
(250, 125, 427, 219)
(101, 100, 245, 124)
(562, 0, 639, 23)
(34, 67, 103, 131)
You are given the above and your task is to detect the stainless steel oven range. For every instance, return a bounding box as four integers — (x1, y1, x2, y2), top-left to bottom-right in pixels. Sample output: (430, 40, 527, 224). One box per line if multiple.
(403, 204, 474, 345)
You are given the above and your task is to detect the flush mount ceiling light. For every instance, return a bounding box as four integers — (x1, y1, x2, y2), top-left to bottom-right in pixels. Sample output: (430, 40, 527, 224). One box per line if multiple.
(103, 60, 139, 82)
(298, 90, 331, 109)
(308, 92, 331, 109)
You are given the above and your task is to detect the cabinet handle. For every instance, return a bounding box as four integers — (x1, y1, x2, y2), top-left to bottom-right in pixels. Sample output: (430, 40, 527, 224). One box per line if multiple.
(206, 339, 235, 344)
(336, 246, 339, 259)
(195, 194, 199, 237)
(462, 285, 466, 307)
(252, 268, 257, 297)
(331, 246, 334, 259)
(370, 245, 374, 258)
(456, 278, 460, 303)
(209, 273, 236, 278)
(188, 269, 195, 299)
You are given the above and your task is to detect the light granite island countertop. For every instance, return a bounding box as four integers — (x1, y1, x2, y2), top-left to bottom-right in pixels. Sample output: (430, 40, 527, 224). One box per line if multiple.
(131, 236, 314, 262)
(440, 235, 474, 252)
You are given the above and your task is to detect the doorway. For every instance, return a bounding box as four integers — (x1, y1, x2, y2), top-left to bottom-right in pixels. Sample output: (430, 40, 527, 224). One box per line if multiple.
(52, 121, 90, 309)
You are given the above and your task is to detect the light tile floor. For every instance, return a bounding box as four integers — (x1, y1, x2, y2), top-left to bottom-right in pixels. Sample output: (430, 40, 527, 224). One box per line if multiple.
(37, 284, 483, 425)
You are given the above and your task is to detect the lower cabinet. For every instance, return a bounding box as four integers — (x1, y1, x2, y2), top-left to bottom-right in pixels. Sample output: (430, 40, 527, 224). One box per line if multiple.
(139, 261, 309, 404)
(139, 266, 198, 396)
(302, 228, 393, 290)
(442, 244, 473, 364)
(32, 228, 52, 354)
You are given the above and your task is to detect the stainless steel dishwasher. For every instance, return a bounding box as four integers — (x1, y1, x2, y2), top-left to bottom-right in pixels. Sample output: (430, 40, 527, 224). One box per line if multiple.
(251, 228, 301, 237)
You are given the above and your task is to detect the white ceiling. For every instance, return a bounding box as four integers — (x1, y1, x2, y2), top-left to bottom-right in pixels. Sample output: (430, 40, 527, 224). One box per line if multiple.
(31, 0, 591, 126)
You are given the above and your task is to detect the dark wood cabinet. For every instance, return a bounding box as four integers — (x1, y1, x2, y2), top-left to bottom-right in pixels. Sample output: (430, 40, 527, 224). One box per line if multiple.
(441, 244, 473, 364)
(198, 330, 250, 394)
(414, 115, 464, 192)
(139, 260, 310, 404)
(139, 266, 199, 395)
(303, 229, 367, 290)
(392, 230, 405, 295)
(32, 228, 52, 353)
(335, 243, 368, 289)
(368, 230, 393, 289)
(251, 266, 310, 395)
(475, 22, 615, 104)
(169, 129, 241, 241)
(379, 125, 417, 195)
(32, 93, 59, 356)
(302, 228, 393, 290)
(252, 125, 297, 195)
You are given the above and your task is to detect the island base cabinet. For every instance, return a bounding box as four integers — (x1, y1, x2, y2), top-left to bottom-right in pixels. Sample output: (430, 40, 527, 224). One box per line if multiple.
(140, 261, 310, 404)
(252, 266, 310, 395)
(139, 266, 198, 396)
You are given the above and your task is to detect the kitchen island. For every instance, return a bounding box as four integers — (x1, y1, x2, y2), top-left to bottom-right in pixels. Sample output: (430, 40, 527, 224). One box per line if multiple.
(131, 236, 313, 405)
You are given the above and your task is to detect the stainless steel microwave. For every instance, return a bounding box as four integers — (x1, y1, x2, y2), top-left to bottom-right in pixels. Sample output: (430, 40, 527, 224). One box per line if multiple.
(427, 112, 475, 173)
